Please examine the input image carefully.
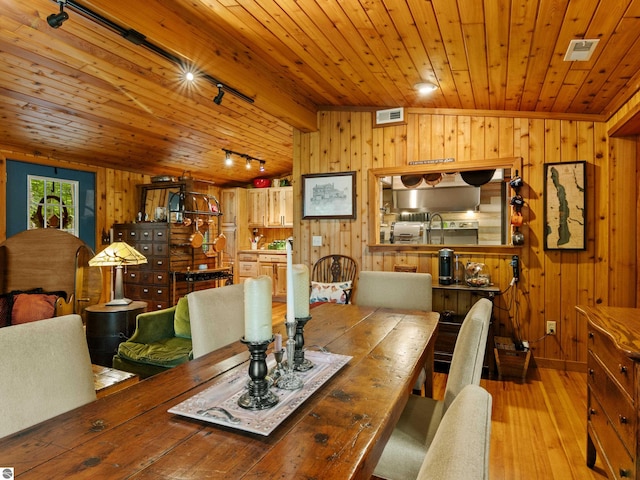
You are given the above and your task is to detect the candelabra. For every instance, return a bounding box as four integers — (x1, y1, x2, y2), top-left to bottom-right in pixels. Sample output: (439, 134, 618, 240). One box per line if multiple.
(293, 316, 314, 371)
(276, 319, 304, 390)
(237, 337, 279, 410)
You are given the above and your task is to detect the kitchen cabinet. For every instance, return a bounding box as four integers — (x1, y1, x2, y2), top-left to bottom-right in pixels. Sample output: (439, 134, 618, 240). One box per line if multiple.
(259, 253, 288, 297)
(267, 187, 293, 227)
(578, 305, 639, 480)
(248, 187, 293, 228)
(237, 250, 287, 299)
(247, 189, 267, 227)
(221, 187, 249, 282)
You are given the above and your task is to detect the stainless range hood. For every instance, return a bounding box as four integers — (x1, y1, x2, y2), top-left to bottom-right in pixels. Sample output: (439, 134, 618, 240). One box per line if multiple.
(391, 173, 481, 212)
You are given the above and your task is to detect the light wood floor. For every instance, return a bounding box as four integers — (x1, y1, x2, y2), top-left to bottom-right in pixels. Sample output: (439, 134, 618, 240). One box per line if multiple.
(271, 303, 608, 480)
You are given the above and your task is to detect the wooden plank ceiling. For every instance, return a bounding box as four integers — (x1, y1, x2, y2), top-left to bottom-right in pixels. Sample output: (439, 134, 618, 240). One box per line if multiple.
(1, 0, 640, 186)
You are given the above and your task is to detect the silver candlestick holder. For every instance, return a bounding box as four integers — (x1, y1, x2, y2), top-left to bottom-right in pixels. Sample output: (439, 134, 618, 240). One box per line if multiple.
(276, 319, 304, 390)
(237, 337, 279, 410)
(268, 348, 286, 385)
(293, 316, 314, 371)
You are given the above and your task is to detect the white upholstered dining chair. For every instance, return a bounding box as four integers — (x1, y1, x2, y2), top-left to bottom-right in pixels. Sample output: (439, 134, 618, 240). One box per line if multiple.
(187, 283, 245, 359)
(0, 314, 97, 439)
(355, 271, 432, 311)
(373, 298, 493, 480)
(416, 384, 493, 480)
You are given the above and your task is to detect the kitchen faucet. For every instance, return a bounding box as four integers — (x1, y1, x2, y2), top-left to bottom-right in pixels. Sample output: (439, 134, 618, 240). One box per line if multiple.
(428, 212, 445, 244)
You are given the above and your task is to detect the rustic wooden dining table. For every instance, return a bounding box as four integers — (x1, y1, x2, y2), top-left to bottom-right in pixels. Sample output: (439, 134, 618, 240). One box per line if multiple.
(0, 303, 438, 479)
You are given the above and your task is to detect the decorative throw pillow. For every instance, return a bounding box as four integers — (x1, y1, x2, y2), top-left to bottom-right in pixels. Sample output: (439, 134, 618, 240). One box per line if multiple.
(173, 296, 191, 338)
(11, 293, 59, 325)
(309, 280, 352, 304)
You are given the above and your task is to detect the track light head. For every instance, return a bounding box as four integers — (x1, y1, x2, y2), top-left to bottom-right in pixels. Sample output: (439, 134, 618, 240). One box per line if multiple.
(259, 161, 265, 172)
(47, 2, 69, 29)
(213, 84, 225, 105)
(224, 150, 233, 166)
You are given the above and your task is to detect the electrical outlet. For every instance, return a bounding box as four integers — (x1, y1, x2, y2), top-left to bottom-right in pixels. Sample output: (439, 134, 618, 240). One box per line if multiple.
(312, 236, 323, 247)
(546, 321, 557, 335)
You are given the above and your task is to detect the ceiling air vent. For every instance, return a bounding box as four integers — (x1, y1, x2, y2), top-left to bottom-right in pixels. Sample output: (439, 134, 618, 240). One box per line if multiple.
(563, 39, 600, 62)
(374, 107, 405, 127)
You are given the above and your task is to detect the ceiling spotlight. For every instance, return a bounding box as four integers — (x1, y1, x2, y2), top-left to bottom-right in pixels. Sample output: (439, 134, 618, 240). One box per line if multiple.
(259, 161, 265, 172)
(213, 83, 225, 105)
(47, 1, 69, 29)
(414, 82, 438, 94)
(245, 159, 251, 169)
(185, 71, 195, 82)
(224, 150, 232, 166)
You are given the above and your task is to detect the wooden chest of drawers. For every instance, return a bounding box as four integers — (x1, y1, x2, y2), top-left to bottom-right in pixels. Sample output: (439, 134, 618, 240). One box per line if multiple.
(112, 223, 231, 310)
(114, 223, 171, 311)
(578, 305, 640, 480)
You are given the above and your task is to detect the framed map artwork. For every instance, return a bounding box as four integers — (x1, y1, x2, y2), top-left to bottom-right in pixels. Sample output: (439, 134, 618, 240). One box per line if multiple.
(543, 161, 586, 250)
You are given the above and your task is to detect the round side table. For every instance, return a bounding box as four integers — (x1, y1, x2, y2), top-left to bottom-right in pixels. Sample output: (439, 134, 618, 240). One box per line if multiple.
(85, 301, 147, 367)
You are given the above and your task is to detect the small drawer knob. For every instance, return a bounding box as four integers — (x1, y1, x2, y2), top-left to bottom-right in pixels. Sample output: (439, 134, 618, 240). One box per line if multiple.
(588, 331, 594, 339)
(588, 368, 594, 376)
(619, 364, 628, 374)
(620, 468, 630, 477)
(589, 408, 597, 416)
(619, 415, 628, 424)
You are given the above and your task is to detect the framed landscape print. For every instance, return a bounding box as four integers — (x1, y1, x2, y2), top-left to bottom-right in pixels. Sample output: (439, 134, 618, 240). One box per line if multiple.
(302, 171, 356, 220)
(543, 161, 586, 250)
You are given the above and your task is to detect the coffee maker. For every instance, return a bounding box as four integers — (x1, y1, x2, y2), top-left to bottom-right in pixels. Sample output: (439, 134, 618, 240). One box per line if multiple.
(439, 248, 454, 285)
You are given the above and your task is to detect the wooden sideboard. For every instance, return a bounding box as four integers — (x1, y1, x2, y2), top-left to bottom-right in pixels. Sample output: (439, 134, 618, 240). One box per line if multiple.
(577, 305, 640, 479)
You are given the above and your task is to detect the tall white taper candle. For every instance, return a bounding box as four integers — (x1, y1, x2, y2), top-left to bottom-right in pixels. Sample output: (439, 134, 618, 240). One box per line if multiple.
(244, 275, 273, 342)
(293, 264, 310, 318)
(286, 237, 295, 323)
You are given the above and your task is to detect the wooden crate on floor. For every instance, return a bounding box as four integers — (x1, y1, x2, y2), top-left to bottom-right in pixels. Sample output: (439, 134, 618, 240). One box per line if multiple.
(494, 336, 531, 381)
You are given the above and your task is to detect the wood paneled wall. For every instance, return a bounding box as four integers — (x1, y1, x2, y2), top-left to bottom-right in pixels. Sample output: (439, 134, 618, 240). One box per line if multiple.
(1, 107, 637, 368)
(293, 110, 637, 368)
(0, 150, 225, 303)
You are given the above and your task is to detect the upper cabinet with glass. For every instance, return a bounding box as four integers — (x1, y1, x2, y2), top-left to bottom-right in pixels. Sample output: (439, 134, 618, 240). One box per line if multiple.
(368, 157, 522, 250)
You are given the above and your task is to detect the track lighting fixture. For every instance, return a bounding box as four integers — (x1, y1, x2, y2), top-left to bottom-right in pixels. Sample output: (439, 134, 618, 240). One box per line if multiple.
(213, 84, 225, 105)
(222, 149, 266, 172)
(46, 0, 254, 104)
(47, 1, 69, 29)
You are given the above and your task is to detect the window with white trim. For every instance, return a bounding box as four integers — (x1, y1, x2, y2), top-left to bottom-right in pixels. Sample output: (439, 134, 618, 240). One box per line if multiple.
(28, 175, 79, 236)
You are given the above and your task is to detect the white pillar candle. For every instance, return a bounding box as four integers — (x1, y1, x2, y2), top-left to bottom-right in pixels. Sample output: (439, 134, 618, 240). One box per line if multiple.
(293, 263, 310, 318)
(286, 237, 295, 323)
(244, 275, 273, 342)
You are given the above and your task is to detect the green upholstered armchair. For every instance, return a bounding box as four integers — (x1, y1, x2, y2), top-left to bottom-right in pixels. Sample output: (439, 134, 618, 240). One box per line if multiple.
(112, 297, 192, 378)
